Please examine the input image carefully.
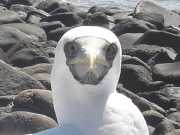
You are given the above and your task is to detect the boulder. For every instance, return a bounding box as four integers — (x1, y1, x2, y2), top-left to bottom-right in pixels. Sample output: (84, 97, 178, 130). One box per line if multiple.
(35, 0, 74, 13)
(134, 30, 180, 53)
(135, 0, 180, 27)
(119, 64, 164, 93)
(152, 119, 176, 135)
(83, 12, 110, 28)
(0, 60, 45, 96)
(143, 110, 164, 127)
(47, 27, 72, 41)
(41, 12, 82, 27)
(13, 89, 56, 120)
(117, 84, 166, 114)
(19, 63, 52, 89)
(2, 23, 47, 42)
(0, 8, 22, 24)
(152, 62, 180, 85)
(133, 12, 164, 29)
(0, 111, 57, 135)
(123, 44, 176, 64)
(119, 33, 143, 49)
(112, 18, 156, 36)
(167, 112, 180, 124)
(40, 21, 65, 33)
(9, 48, 50, 68)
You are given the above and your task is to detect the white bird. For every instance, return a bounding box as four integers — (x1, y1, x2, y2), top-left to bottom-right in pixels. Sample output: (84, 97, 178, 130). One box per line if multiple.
(30, 26, 149, 135)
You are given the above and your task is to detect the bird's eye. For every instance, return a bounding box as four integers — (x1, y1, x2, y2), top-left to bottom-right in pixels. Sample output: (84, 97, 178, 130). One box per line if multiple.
(64, 42, 79, 58)
(106, 43, 118, 61)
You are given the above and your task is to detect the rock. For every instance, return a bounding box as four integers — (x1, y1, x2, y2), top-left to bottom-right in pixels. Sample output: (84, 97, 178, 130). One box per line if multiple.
(0, 95, 15, 107)
(83, 12, 110, 28)
(152, 119, 176, 135)
(35, 0, 73, 13)
(118, 33, 143, 49)
(122, 55, 151, 71)
(133, 12, 164, 29)
(123, 44, 176, 64)
(0, 26, 36, 52)
(13, 89, 56, 120)
(41, 12, 82, 27)
(139, 91, 172, 110)
(152, 62, 180, 85)
(163, 26, 180, 35)
(45, 47, 55, 58)
(0, 8, 22, 24)
(40, 21, 65, 33)
(167, 112, 180, 124)
(117, 84, 166, 114)
(112, 18, 156, 36)
(49, 2, 76, 14)
(47, 40, 57, 48)
(0, 48, 9, 63)
(113, 11, 132, 21)
(135, 0, 180, 27)
(134, 30, 180, 53)
(9, 48, 50, 68)
(0, 111, 57, 135)
(143, 110, 164, 127)
(0, 60, 45, 96)
(47, 27, 72, 41)
(2, 23, 47, 42)
(119, 64, 165, 93)
(8, 0, 36, 6)
(88, 6, 116, 16)
(19, 63, 52, 89)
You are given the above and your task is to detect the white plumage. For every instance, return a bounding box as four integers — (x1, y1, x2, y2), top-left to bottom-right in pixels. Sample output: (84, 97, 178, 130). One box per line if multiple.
(31, 26, 149, 135)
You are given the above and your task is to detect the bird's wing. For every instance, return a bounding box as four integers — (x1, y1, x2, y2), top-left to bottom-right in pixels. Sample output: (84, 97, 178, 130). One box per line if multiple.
(27, 125, 82, 135)
(102, 92, 149, 135)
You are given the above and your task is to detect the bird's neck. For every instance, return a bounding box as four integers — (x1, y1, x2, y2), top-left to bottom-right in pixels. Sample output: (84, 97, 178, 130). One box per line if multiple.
(55, 90, 110, 134)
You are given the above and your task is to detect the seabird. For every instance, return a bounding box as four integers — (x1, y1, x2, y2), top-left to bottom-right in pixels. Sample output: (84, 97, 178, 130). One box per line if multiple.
(30, 26, 149, 135)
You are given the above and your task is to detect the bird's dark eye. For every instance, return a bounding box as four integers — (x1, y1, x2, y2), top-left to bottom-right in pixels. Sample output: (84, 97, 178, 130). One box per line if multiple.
(106, 43, 118, 61)
(64, 42, 79, 58)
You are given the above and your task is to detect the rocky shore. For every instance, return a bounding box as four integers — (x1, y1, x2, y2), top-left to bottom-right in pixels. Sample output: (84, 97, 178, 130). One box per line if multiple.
(0, 0, 180, 134)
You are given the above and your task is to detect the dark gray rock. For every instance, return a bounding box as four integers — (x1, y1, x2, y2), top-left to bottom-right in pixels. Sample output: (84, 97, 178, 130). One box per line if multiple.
(13, 89, 56, 120)
(139, 90, 172, 110)
(123, 44, 176, 64)
(152, 62, 180, 85)
(35, 0, 73, 13)
(83, 12, 110, 28)
(41, 12, 82, 27)
(112, 18, 156, 36)
(117, 84, 166, 114)
(119, 33, 143, 49)
(0, 26, 36, 52)
(88, 6, 116, 16)
(8, 0, 36, 6)
(152, 119, 176, 135)
(40, 21, 65, 33)
(49, 2, 76, 14)
(119, 64, 165, 93)
(47, 27, 72, 41)
(19, 63, 52, 90)
(0, 111, 57, 135)
(9, 48, 50, 68)
(135, 0, 180, 27)
(143, 110, 164, 127)
(0, 60, 45, 96)
(133, 12, 164, 29)
(134, 30, 180, 53)
(3, 23, 47, 42)
(122, 55, 151, 71)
